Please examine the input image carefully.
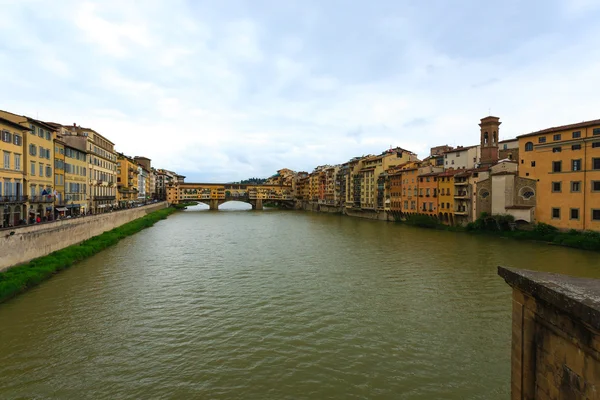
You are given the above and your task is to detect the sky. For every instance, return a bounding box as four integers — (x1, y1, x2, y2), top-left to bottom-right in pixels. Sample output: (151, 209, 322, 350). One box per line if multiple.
(1, 0, 600, 182)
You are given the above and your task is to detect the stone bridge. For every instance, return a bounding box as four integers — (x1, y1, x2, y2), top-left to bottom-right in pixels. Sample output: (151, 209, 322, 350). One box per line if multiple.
(167, 183, 294, 210)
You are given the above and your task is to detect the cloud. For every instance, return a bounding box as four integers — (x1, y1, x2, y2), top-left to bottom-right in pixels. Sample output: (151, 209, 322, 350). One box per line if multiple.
(1, 0, 599, 182)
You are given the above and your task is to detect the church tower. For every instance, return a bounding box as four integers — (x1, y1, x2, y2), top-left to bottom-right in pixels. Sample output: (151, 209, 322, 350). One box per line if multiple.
(479, 116, 500, 166)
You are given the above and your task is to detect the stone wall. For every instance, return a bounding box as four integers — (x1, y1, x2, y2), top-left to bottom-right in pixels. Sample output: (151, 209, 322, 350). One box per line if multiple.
(0, 202, 168, 271)
(498, 267, 599, 399)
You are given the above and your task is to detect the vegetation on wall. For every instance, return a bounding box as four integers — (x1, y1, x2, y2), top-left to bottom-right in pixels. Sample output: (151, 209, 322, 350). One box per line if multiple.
(0, 207, 176, 304)
(466, 213, 600, 251)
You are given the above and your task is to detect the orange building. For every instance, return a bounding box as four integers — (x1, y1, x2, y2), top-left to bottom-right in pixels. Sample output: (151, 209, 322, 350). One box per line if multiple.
(518, 119, 600, 231)
(388, 170, 403, 217)
(399, 162, 420, 217)
(417, 172, 440, 216)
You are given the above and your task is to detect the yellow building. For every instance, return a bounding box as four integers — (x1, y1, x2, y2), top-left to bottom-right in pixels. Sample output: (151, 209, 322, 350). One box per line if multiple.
(0, 116, 28, 227)
(0, 110, 56, 222)
(438, 170, 457, 225)
(53, 139, 65, 216)
(518, 119, 600, 231)
(63, 142, 89, 216)
(116, 154, 139, 207)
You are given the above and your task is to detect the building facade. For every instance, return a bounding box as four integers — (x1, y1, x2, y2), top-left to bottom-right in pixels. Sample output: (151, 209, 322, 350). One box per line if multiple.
(518, 119, 600, 231)
(0, 117, 28, 227)
(0, 111, 56, 222)
(53, 139, 65, 216)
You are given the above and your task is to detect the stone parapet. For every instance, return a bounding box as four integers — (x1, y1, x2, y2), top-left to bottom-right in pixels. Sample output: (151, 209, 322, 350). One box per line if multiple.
(498, 267, 600, 399)
(0, 202, 168, 271)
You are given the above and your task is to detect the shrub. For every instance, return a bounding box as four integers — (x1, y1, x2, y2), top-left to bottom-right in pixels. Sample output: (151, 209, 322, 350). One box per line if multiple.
(405, 214, 440, 229)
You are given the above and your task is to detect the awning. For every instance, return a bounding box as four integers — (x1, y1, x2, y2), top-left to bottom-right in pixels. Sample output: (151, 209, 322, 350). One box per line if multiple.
(55, 207, 67, 212)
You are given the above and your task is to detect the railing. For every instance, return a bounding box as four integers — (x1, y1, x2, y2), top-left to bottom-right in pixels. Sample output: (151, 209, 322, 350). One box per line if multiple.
(0, 195, 28, 203)
(0, 201, 167, 231)
(94, 196, 116, 201)
(29, 196, 54, 203)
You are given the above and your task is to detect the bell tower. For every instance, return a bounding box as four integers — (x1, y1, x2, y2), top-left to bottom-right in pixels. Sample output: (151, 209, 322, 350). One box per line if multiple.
(479, 116, 500, 166)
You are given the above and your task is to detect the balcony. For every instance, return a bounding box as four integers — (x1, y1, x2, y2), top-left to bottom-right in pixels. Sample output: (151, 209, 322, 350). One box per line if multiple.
(454, 192, 469, 199)
(454, 210, 469, 216)
(29, 195, 54, 203)
(94, 196, 116, 201)
(0, 195, 28, 204)
(455, 181, 468, 186)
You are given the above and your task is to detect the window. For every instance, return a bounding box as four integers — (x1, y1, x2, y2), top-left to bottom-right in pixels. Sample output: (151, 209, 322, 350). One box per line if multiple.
(593, 209, 600, 221)
(519, 187, 535, 199)
(441, 203, 444, 209)
(38, 128, 44, 138)
(38, 146, 43, 156)
(571, 181, 581, 192)
(39, 163, 43, 177)
(552, 208, 561, 219)
(539, 137, 546, 143)
(13, 134, 21, 146)
(572, 144, 581, 150)
(3, 151, 10, 169)
(553, 134, 561, 141)
(572, 159, 582, 171)
(30, 161, 35, 175)
(572, 131, 581, 139)
(45, 131, 51, 140)
(1, 130, 11, 142)
(593, 142, 600, 148)
(480, 190, 490, 198)
(14, 154, 20, 171)
(29, 144, 36, 156)
(593, 158, 600, 170)
(525, 142, 534, 151)
(553, 161, 562, 172)
(552, 147, 562, 153)
(570, 208, 580, 220)
(552, 182, 562, 192)
(531, 161, 536, 167)
(593, 181, 600, 192)
(593, 128, 600, 136)
(46, 166, 52, 177)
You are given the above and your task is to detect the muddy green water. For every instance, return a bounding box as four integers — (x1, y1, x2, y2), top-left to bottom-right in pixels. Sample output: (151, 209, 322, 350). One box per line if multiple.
(1, 204, 599, 399)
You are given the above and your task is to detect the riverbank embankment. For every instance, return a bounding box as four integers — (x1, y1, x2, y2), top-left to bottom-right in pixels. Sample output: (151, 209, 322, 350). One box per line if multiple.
(0, 205, 175, 303)
(0, 202, 168, 272)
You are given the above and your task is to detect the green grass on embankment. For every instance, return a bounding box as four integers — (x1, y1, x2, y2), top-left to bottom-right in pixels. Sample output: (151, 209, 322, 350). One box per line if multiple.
(395, 213, 600, 252)
(0, 207, 177, 304)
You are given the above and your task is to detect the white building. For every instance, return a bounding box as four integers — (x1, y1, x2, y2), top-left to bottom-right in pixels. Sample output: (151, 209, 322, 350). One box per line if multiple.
(443, 145, 481, 170)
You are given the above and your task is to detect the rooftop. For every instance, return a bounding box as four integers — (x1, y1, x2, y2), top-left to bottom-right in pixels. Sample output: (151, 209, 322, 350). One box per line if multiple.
(517, 118, 600, 138)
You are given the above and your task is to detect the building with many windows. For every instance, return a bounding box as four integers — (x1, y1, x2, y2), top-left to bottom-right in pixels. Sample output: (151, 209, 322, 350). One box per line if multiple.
(63, 141, 89, 216)
(0, 110, 56, 222)
(53, 139, 65, 216)
(0, 116, 28, 227)
(116, 154, 139, 207)
(518, 119, 600, 231)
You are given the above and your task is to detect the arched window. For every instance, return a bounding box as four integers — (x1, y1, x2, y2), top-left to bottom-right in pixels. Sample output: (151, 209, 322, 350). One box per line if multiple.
(479, 189, 490, 199)
(525, 142, 533, 152)
(493, 131, 497, 144)
(519, 187, 535, 200)
(484, 132, 489, 145)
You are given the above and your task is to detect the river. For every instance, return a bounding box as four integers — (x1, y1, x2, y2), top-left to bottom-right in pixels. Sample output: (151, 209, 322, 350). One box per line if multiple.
(1, 204, 599, 399)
